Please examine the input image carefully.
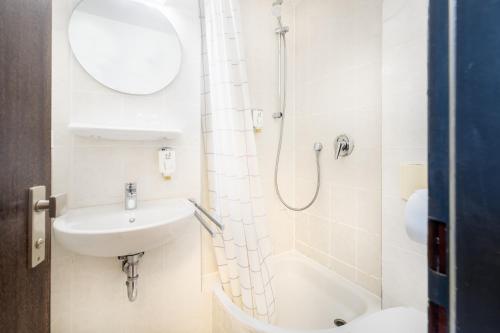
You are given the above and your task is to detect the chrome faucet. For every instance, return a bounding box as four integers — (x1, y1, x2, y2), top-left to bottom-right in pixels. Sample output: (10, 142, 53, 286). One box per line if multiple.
(124, 183, 137, 210)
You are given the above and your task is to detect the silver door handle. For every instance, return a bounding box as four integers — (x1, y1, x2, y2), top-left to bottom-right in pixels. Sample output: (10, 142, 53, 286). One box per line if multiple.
(35, 193, 67, 218)
(28, 186, 67, 268)
(35, 238, 45, 249)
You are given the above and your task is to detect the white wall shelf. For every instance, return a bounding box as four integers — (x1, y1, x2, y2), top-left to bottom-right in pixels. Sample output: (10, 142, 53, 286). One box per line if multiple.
(69, 122, 182, 141)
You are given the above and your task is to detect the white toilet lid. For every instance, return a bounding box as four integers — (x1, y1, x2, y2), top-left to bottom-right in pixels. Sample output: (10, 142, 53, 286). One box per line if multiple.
(337, 307, 426, 333)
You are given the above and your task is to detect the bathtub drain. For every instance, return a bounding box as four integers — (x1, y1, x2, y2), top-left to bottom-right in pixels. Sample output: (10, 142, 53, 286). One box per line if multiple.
(333, 319, 347, 327)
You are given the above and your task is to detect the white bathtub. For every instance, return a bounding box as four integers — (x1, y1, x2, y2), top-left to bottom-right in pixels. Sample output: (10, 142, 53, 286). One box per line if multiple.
(212, 251, 382, 333)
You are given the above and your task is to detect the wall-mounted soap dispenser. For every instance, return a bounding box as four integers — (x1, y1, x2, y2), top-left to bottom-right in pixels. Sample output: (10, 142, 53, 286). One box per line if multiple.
(159, 147, 176, 179)
(252, 109, 264, 132)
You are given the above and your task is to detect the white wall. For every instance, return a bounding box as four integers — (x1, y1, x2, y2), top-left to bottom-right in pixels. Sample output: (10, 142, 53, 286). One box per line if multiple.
(51, 0, 209, 332)
(290, 0, 383, 296)
(381, 0, 429, 311)
(239, 0, 296, 256)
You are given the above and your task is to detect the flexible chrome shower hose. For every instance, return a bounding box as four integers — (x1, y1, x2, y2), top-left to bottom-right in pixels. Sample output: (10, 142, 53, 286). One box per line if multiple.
(274, 32, 322, 212)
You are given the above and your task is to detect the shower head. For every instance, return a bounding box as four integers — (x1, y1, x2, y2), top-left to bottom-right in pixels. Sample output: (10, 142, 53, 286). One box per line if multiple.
(272, 0, 288, 34)
(272, 0, 283, 17)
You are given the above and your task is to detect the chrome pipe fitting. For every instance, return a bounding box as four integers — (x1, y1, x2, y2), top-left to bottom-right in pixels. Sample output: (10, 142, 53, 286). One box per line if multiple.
(313, 142, 323, 152)
(275, 25, 289, 35)
(118, 252, 144, 302)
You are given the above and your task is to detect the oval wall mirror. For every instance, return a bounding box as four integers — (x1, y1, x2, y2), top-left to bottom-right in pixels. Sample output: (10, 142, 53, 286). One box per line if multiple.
(68, 0, 182, 95)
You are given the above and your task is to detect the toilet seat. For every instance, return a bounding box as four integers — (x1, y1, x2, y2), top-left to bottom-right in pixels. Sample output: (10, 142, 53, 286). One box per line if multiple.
(337, 307, 426, 333)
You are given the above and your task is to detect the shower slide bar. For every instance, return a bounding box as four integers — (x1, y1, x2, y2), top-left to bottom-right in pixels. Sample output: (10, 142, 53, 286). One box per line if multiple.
(188, 198, 224, 236)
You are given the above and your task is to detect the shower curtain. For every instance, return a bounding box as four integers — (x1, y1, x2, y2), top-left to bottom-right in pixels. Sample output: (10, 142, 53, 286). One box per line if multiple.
(200, 0, 276, 323)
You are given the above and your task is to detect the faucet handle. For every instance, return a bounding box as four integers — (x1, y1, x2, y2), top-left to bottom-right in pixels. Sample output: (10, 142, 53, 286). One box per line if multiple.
(336, 142, 346, 159)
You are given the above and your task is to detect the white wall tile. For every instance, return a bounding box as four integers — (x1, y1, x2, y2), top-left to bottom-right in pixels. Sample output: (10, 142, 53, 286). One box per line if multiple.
(331, 223, 356, 266)
(309, 215, 331, 254)
(356, 230, 381, 278)
(356, 270, 382, 296)
(292, 0, 383, 297)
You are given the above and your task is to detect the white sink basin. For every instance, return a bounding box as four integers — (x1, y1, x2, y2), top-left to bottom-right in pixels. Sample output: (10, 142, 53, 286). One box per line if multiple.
(53, 198, 194, 257)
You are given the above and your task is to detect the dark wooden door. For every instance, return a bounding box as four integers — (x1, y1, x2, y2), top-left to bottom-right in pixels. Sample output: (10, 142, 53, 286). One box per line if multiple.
(0, 1, 52, 332)
(429, 0, 500, 331)
(454, 0, 500, 331)
(428, 1, 450, 332)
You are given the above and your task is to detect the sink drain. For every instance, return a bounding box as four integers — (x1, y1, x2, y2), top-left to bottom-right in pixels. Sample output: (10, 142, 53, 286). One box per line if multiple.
(334, 318, 347, 327)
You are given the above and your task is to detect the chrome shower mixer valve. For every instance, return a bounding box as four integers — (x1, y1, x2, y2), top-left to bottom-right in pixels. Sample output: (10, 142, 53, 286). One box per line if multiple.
(335, 134, 354, 159)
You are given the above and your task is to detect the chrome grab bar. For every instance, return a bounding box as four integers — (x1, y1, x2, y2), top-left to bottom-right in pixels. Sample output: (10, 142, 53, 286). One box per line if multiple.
(194, 212, 214, 237)
(188, 198, 224, 231)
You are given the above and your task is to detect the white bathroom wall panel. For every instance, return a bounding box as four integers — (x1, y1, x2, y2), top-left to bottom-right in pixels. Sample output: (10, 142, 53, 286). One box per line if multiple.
(51, 0, 208, 332)
(381, 0, 429, 311)
(291, 0, 383, 296)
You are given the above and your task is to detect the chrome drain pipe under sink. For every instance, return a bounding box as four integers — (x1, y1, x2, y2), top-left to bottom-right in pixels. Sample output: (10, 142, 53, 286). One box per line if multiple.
(118, 252, 144, 302)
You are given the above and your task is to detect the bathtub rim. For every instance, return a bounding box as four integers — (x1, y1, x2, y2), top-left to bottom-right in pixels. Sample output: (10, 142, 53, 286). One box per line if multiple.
(212, 250, 381, 333)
